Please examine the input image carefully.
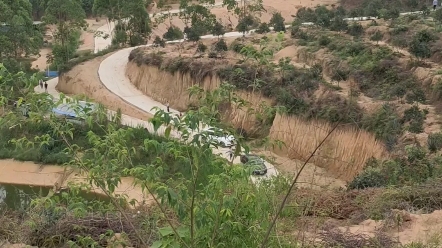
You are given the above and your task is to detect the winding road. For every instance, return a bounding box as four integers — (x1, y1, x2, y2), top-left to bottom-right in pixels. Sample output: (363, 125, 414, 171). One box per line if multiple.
(36, 3, 279, 184)
(37, 5, 429, 186)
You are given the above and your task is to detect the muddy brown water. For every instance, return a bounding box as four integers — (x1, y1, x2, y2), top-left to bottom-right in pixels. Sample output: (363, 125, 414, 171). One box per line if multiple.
(0, 183, 110, 210)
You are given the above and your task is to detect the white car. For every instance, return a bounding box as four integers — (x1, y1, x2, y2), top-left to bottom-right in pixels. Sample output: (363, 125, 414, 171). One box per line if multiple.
(200, 127, 236, 147)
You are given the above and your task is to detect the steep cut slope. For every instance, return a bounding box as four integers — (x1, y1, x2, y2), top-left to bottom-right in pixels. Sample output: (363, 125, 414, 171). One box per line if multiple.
(126, 61, 274, 134)
(125, 53, 387, 181)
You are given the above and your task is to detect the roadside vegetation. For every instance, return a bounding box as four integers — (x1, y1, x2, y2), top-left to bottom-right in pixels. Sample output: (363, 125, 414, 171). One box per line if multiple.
(3, 0, 442, 247)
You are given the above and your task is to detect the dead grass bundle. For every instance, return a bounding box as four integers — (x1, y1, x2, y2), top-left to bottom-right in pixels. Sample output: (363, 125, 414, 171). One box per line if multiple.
(269, 114, 388, 181)
(319, 223, 398, 248)
(29, 212, 156, 248)
(292, 188, 381, 220)
(375, 179, 442, 214)
(0, 208, 22, 242)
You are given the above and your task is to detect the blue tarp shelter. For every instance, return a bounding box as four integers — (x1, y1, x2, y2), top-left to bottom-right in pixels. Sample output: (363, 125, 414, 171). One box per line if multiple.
(52, 101, 97, 119)
(45, 71, 58, 78)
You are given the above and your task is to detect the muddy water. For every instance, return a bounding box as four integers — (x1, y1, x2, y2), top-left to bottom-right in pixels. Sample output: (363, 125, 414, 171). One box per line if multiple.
(0, 183, 110, 210)
(0, 159, 153, 207)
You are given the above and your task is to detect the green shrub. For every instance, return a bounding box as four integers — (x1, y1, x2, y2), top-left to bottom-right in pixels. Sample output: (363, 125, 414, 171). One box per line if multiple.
(197, 42, 207, 53)
(347, 22, 364, 37)
(431, 80, 442, 101)
(163, 25, 184, 41)
(255, 22, 271, 34)
(214, 39, 228, 52)
(208, 51, 218, 58)
(230, 40, 245, 53)
(153, 36, 166, 48)
(318, 35, 331, 46)
(402, 105, 426, 134)
(290, 26, 312, 41)
(269, 12, 286, 32)
(428, 132, 442, 152)
(363, 104, 402, 150)
(347, 167, 386, 190)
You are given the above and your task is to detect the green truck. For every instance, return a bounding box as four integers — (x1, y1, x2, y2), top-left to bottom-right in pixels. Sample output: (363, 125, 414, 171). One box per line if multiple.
(240, 154, 267, 176)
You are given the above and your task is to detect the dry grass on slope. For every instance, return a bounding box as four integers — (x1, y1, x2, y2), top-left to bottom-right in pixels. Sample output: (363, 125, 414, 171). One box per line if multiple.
(270, 114, 388, 181)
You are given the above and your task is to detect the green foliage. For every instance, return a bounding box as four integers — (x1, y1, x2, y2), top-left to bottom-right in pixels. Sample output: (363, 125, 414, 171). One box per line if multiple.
(431, 80, 442, 101)
(434, 8, 442, 24)
(81, 0, 94, 16)
(255, 22, 271, 34)
(93, 0, 152, 46)
(408, 29, 437, 60)
(163, 25, 184, 41)
(341, 0, 426, 16)
(43, 0, 87, 67)
(58, 45, 119, 73)
(329, 16, 348, 32)
(402, 105, 427, 134)
(211, 21, 225, 38)
(0, 0, 43, 72)
(328, 41, 419, 101)
(314, 6, 335, 27)
(347, 166, 386, 190)
(196, 42, 207, 53)
(229, 40, 245, 54)
(347, 22, 364, 37)
(50, 30, 82, 67)
(370, 30, 384, 44)
(363, 104, 402, 149)
(290, 26, 312, 41)
(153, 36, 166, 48)
(349, 146, 442, 189)
(318, 35, 331, 46)
(179, 3, 216, 36)
(269, 12, 286, 32)
(236, 15, 256, 35)
(184, 25, 204, 42)
(379, 8, 400, 20)
(214, 39, 228, 52)
(428, 132, 442, 152)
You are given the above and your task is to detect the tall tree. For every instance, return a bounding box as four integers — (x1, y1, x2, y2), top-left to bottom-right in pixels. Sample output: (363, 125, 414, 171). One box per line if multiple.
(29, 0, 47, 20)
(0, 0, 43, 59)
(223, 0, 264, 35)
(93, 0, 152, 46)
(43, 0, 87, 66)
(178, 0, 216, 41)
(269, 12, 285, 32)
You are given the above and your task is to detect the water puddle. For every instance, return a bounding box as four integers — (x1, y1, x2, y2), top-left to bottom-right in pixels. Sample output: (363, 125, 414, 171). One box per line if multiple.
(0, 183, 110, 210)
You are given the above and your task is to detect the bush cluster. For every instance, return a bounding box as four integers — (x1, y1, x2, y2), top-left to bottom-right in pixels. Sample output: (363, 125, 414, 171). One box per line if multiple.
(348, 145, 442, 189)
(216, 63, 363, 124)
(0, 115, 222, 184)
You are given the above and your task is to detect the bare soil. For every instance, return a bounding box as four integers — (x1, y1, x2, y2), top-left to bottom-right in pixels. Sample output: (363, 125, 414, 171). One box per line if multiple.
(57, 54, 152, 120)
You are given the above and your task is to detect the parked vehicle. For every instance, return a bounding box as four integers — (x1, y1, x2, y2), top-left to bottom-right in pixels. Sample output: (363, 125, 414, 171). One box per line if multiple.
(200, 127, 236, 147)
(240, 154, 267, 176)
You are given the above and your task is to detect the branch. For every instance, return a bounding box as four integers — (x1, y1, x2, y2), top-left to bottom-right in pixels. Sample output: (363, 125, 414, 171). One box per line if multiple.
(260, 121, 341, 247)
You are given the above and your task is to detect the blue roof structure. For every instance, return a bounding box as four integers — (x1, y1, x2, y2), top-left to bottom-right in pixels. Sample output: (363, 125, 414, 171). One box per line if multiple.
(52, 101, 97, 119)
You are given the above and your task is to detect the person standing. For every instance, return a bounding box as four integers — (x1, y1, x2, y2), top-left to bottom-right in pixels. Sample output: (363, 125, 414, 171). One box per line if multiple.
(39, 79, 43, 89)
(166, 102, 170, 113)
(44, 81, 48, 93)
(227, 148, 234, 160)
(434, 0, 438, 10)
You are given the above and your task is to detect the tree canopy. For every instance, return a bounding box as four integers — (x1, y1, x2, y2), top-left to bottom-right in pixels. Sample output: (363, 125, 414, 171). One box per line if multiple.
(0, 0, 43, 70)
